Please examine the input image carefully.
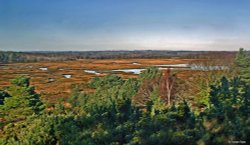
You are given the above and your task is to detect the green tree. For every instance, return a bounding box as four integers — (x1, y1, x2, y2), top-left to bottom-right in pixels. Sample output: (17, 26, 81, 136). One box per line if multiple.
(202, 77, 250, 144)
(235, 48, 250, 84)
(0, 90, 10, 105)
(0, 76, 44, 122)
(89, 75, 124, 89)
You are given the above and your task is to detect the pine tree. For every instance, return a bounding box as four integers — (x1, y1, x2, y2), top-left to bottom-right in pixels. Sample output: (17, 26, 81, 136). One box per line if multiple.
(0, 90, 10, 105)
(235, 48, 250, 84)
(1, 76, 44, 122)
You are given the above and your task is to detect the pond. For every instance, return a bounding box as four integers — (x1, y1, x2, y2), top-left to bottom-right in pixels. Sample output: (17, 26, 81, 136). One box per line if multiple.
(132, 62, 141, 65)
(63, 74, 72, 78)
(83, 63, 228, 75)
(112, 67, 189, 74)
(39, 67, 48, 71)
(48, 78, 55, 82)
(27, 66, 33, 68)
(84, 70, 101, 75)
(112, 69, 145, 74)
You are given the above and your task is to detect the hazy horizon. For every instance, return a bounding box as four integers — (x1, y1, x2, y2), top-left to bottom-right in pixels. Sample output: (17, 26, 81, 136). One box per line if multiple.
(0, 49, 244, 52)
(1, 0, 250, 51)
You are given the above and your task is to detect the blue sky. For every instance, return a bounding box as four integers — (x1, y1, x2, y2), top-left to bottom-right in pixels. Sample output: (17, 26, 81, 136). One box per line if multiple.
(0, 0, 250, 51)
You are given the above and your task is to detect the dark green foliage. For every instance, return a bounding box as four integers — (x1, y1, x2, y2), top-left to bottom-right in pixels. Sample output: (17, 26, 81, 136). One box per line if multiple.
(85, 76, 139, 114)
(135, 100, 200, 145)
(67, 86, 88, 109)
(202, 77, 250, 144)
(235, 48, 250, 84)
(89, 75, 125, 89)
(0, 90, 10, 105)
(10, 76, 30, 87)
(0, 114, 96, 145)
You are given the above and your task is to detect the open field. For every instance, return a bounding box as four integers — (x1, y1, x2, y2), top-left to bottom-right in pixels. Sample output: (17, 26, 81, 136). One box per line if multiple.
(0, 58, 200, 102)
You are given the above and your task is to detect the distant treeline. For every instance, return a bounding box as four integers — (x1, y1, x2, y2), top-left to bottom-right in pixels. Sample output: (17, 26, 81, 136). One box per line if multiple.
(0, 50, 237, 63)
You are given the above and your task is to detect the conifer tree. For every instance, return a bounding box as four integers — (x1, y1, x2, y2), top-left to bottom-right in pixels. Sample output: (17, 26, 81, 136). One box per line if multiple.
(235, 48, 250, 84)
(0, 76, 44, 121)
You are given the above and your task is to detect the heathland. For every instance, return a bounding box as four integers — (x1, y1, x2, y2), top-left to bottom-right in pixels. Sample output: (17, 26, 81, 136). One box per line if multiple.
(0, 49, 249, 145)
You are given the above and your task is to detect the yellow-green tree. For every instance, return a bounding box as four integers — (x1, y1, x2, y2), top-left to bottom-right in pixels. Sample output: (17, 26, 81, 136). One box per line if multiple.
(0, 76, 44, 122)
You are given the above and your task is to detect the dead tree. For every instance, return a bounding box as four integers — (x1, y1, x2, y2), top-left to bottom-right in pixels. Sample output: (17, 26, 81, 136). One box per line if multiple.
(160, 69, 176, 106)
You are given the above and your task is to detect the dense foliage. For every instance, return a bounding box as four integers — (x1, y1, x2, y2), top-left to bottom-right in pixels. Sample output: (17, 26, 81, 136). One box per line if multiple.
(235, 48, 250, 84)
(0, 49, 249, 145)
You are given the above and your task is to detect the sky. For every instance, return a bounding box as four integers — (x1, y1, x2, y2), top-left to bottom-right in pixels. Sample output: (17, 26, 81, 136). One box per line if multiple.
(0, 0, 250, 51)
